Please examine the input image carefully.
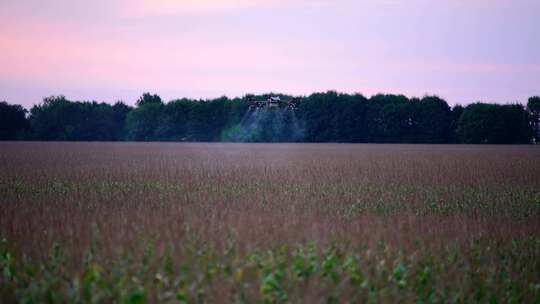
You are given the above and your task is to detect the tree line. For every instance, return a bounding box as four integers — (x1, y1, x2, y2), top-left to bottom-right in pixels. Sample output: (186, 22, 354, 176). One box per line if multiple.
(1, 92, 539, 144)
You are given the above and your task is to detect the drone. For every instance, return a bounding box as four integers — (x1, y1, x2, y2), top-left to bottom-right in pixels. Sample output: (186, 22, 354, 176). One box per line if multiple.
(247, 96, 298, 110)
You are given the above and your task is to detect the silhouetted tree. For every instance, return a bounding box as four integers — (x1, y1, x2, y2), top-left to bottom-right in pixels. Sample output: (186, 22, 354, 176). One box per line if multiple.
(112, 101, 132, 140)
(366, 94, 409, 142)
(154, 99, 193, 141)
(298, 91, 339, 142)
(29, 96, 122, 141)
(450, 105, 464, 143)
(0, 101, 28, 140)
(457, 103, 531, 144)
(136, 93, 163, 106)
(5, 91, 535, 144)
(30, 96, 73, 140)
(528, 96, 540, 143)
(408, 96, 453, 143)
(125, 102, 164, 141)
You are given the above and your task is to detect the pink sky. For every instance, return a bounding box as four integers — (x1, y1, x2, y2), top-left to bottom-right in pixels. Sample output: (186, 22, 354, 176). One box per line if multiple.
(1, 0, 539, 107)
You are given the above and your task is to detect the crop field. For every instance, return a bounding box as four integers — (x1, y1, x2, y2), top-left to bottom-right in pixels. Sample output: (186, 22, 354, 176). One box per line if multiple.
(1, 142, 539, 303)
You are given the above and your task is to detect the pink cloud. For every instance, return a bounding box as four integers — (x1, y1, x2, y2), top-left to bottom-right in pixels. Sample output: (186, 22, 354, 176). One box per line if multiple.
(0, 0, 538, 107)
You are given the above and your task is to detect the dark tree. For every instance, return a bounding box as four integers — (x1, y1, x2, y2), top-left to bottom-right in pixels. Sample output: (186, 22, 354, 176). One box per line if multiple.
(125, 102, 164, 141)
(330, 94, 368, 142)
(5, 91, 535, 144)
(29, 96, 73, 140)
(136, 93, 163, 107)
(450, 105, 464, 143)
(366, 94, 409, 142)
(0, 101, 28, 140)
(29, 96, 122, 141)
(457, 103, 531, 144)
(408, 96, 453, 143)
(297, 91, 339, 142)
(112, 101, 133, 140)
(528, 96, 540, 143)
(124, 93, 166, 141)
(154, 99, 193, 141)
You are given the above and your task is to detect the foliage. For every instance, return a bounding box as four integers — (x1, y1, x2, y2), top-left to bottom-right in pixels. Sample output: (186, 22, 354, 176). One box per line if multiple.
(136, 93, 163, 107)
(1, 237, 539, 303)
(1, 92, 538, 143)
(0, 101, 28, 140)
(457, 103, 531, 144)
(29, 96, 131, 141)
(528, 96, 540, 143)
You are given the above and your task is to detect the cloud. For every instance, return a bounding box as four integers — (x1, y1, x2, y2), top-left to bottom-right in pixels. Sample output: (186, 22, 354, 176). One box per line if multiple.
(122, 0, 342, 18)
(125, 0, 277, 17)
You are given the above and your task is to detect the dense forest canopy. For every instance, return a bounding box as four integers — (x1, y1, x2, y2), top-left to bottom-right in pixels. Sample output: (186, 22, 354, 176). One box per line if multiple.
(1, 92, 539, 144)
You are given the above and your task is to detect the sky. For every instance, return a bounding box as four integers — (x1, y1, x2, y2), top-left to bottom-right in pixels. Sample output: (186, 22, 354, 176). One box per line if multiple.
(1, 0, 539, 108)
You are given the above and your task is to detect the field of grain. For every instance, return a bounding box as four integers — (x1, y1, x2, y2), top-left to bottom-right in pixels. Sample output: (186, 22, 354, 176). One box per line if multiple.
(1, 142, 539, 303)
